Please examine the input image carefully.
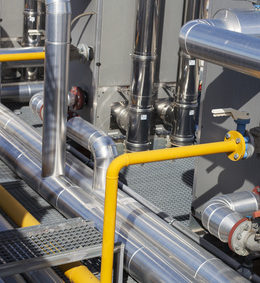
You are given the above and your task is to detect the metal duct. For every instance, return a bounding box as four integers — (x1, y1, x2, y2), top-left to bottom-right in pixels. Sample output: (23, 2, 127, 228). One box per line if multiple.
(202, 191, 260, 256)
(125, 0, 161, 152)
(42, 0, 71, 177)
(67, 117, 118, 190)
(0, 104, 248, 282)
(1, 82, 43, 102)
(179, 17, 260, 79)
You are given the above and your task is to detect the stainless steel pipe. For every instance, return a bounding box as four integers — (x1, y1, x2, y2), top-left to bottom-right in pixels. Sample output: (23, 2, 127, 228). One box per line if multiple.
(179, 18, 260, 79)
(202, 191, 260, 256)
(0, 47, 44, 55)
(67, 117, 118, 190)
(42, 0, 71, 177)
(125, 0, 161, 152)
(0, 104, 248, 282)
(1, 82, 43, 102)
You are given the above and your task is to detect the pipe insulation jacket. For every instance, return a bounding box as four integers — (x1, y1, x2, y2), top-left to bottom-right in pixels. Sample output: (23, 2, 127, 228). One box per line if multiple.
(0, 103, 249, 283)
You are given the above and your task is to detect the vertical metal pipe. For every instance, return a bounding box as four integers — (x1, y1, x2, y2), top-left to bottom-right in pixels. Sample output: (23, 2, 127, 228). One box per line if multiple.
(126, 0, 160, 152)
(23, 0, 45, 81)
(42, 0, 71, 177)
(171, 0, 201, 146)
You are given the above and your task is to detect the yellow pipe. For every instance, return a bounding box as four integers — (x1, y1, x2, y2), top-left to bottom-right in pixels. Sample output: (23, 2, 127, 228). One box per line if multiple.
(0, 185, 99, 283)
(0, 52, 45, 62)
(100, 131, 246, 282)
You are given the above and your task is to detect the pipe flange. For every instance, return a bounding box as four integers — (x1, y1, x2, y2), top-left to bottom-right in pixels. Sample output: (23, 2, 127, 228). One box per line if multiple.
(229, 218, 252, 256)
(224, 130, 246, 161)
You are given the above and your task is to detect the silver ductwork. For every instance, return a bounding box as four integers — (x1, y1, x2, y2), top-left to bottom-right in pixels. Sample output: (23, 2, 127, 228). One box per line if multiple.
(42, 0, 71, 177)
(0, 103, 249, 282)
(202, 191, 260, 256)
(179, 12, 260, 79)
(67, 117, 118, 190)
(1, 82, 43, 102)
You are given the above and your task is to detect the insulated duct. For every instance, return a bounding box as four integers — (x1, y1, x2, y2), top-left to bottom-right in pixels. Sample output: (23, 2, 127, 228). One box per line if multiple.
(0, 103, 248, 282)
(42, 0, 71, 177)
(1, 82, 43, 102)
(179, 14, 260, 79)
(202, 191, 260, 256)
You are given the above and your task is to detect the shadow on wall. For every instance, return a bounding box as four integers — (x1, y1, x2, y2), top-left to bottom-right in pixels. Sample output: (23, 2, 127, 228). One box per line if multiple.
(193, 68, 260, 211)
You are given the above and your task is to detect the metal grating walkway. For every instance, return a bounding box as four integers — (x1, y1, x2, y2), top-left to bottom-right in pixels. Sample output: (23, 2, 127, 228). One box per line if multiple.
(0, 218, 102, 277)
(122, 158, 194, 225)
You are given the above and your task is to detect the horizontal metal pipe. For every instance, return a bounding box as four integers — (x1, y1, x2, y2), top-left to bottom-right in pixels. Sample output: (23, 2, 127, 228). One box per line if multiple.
(1, 82, 43, 102)
(179, 19, 260, 79)
(202, 191, 259, 243)
(0, 104, 248, 282)
(0, 47, 44, 55)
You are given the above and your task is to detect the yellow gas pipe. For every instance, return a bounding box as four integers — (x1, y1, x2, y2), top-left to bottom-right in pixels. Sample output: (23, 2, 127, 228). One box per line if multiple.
(0, 185, 99, 283)
(0, 52, 45, 62)
(100, 130, 246, 283)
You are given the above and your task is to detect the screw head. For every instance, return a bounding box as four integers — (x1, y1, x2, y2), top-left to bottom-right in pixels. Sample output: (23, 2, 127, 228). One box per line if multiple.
(236, 138, 241, 144)
(234, 153, 239, 160)
(226, 133, 231, 139)
(237, 233, 242, 240)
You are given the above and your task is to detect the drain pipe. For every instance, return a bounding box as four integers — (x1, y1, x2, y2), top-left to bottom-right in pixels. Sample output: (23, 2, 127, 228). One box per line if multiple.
(202, 191, 260, 256)
(0, 105, 249, 282)
(42, 0, 71, 177)
(156, 0, 201, 146)
(125, 0, 160, 152)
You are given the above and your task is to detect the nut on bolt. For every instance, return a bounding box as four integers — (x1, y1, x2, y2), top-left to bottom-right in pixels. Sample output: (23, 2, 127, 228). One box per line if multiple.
(236, 138, 241, 144)
(225, 133, 231, 139)
(234, 153, 239, 160)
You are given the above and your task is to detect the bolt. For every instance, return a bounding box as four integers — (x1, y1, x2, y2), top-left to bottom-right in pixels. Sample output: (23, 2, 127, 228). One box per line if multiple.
(252, 223, 258, 230)
(235, 246, 240, 251)
(236, 138, 241, 144)
(234, 153, 239, 160)
(225, 133, 231, 139)
(237, 233, 242, 240)
(244, 224, 250, 231)
(241, 249, 247, 256)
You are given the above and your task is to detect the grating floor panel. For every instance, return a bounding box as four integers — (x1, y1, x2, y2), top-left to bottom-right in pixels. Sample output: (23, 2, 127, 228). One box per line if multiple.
(0, 218, 102, 277)
(122, 158, 195, 225)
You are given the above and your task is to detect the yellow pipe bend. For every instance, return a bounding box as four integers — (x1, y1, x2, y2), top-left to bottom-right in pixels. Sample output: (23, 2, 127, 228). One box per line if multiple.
(100, 131, 246, 283)
(0, 52, 45, 62)
(0, 185, 99, 283)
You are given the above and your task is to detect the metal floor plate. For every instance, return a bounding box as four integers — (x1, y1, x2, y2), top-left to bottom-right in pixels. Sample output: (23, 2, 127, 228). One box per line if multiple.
(0, 218, 102, 277)
(122, 158, 194, 225)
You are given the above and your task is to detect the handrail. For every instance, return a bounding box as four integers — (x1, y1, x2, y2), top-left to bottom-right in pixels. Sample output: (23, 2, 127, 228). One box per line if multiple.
(100, 130, 246, 282)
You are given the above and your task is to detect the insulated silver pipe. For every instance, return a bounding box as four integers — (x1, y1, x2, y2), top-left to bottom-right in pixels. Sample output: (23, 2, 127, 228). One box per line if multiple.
(1, 82, 43, 102)
(125, 0, 161, 152)
(202, 191, 259, 243)
(42, 0, 71, 177)
(179, 18, 260, 79)
(0, 104, 248, 282)
(67, 117, 118, 190)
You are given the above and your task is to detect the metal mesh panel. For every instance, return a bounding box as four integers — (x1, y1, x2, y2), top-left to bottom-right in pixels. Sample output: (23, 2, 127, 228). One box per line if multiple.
(0, 218, 102, 265)
(122, 158, 194, 224)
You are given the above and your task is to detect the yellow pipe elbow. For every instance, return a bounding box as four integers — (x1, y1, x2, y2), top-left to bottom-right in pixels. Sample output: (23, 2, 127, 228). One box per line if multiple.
(0, 185, 99, 283)
(0, 52, 45, 62)
(100, 131, 246, 283)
